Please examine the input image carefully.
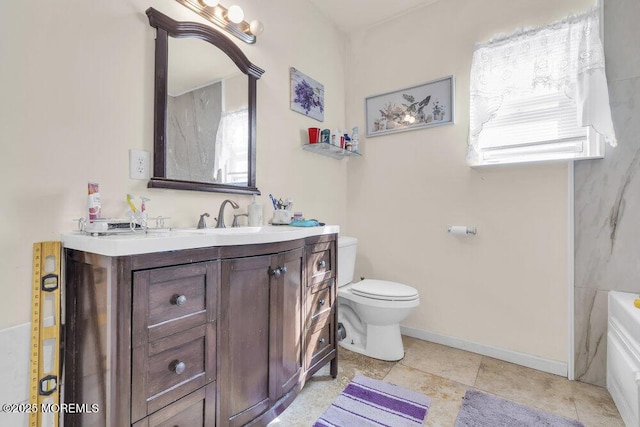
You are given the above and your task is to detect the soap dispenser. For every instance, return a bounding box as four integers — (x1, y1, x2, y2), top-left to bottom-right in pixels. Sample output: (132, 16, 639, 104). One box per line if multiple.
(248, 195, 262, 227)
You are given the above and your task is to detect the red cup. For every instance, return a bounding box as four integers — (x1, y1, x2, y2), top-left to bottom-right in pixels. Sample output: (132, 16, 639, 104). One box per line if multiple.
(308, 127, 320, 144)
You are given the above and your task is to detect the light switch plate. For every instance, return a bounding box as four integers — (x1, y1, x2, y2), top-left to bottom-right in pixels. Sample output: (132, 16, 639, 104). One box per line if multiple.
(129, 149, 150, 180)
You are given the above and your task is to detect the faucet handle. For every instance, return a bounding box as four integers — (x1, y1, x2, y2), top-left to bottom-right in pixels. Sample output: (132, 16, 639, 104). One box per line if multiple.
(232, 213, 249, 227)
(198, 213, 209, 229)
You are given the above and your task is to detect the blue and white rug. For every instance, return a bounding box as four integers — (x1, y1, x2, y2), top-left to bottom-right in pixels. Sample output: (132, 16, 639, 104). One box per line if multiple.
(313, 374, 431, 426)
(455, 389, 584, 426)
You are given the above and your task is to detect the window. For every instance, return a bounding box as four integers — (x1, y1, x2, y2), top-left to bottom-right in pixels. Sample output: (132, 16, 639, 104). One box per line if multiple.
(214, 109, 249, 184)
(467, 8, 616, 166)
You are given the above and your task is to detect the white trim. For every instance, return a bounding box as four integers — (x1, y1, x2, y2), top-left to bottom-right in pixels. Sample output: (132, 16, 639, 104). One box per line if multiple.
(567, 160, 575, 380)
(401, 326, 568, 377)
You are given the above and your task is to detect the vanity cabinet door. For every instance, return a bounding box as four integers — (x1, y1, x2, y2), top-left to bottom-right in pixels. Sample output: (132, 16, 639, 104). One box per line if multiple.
(219, 254, 273, 427)
(218, 247, 304, 427)
(273, 247, 304, 400)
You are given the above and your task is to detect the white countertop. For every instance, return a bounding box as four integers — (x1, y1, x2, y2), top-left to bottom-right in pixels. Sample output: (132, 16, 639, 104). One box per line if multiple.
(61, 225, 340, 256)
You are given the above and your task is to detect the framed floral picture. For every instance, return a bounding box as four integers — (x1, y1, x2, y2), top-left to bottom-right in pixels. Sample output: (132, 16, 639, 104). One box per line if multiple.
(290, 67, 324, 122)
(365, 75, 454, 137)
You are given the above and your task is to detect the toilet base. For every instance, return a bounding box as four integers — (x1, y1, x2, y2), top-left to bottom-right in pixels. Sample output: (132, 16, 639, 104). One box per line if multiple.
(339, 323, 405, 361)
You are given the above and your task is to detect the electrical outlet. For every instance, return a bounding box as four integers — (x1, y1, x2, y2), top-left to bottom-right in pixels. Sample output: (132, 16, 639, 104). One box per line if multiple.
(129, 149, 150, 180)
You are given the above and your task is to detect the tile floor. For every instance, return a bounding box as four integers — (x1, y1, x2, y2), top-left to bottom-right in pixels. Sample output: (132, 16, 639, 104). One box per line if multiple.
(269, 336, 624, 426)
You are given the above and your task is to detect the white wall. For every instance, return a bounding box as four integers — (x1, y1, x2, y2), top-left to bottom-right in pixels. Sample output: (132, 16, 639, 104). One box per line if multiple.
(0, 0, 348, 332)
(345, 0, 594, 364)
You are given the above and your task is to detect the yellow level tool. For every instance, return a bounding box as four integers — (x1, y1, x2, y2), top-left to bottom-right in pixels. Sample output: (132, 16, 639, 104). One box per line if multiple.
(29, 241, 61, 427)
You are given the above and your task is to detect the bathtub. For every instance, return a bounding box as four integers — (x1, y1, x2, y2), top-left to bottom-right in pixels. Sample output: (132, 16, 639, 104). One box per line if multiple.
(608, 291, 640, 427)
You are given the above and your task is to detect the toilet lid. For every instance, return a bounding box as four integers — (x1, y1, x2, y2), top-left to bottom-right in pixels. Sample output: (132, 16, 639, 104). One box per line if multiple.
(351, 279, 419, 301)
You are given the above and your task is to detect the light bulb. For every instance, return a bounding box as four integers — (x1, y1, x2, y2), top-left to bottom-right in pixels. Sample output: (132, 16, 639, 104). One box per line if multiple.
(202, 0, 220, 6)
(227, 5, 244, 24)
(249, 20, 264, 36)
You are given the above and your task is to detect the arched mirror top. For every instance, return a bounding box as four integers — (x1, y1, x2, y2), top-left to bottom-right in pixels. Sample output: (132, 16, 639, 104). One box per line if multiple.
(146, 7, 265, 195)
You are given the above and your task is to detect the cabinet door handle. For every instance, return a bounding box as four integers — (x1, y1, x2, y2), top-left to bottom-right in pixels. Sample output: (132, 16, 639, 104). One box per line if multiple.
(171, 294, 187, 306)
(280, 266, 288, 274)
(318, 338, 326, 344)
(169, 360, 186, 375)
(319, 299, 326, 306)
(270, 268, 281, 278)
(318, 260, 326, 269)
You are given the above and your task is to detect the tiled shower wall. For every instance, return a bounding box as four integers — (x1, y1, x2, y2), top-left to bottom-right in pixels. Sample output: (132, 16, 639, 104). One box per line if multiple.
(574, 0, 640, 386)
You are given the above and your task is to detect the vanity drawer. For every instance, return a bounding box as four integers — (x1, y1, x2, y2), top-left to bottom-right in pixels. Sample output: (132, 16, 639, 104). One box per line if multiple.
(132, 323, 216, 422)
(306, 241, 335, 286)
(305, 321, 334, 370)
(132, 382, 216, 427)
(306, 279, 334, 329)
(133, 262, 218, 344)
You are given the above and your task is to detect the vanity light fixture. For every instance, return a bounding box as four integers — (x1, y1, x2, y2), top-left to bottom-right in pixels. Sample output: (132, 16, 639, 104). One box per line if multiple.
(174, 0, 263, 44)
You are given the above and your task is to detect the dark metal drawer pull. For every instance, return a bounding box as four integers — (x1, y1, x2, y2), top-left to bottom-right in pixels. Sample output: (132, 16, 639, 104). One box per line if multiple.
(171, 294, 187, 306)
(169, 360, 186, 375)
(270, 266, 288, 277)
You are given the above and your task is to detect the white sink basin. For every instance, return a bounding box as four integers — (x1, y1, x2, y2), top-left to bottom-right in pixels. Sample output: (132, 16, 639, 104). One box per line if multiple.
(175, 226, 264, 235)
(61, 224, 339, 256)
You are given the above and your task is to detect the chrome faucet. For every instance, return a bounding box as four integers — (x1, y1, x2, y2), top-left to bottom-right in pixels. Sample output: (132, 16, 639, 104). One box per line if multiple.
(215, 200, 239, 228)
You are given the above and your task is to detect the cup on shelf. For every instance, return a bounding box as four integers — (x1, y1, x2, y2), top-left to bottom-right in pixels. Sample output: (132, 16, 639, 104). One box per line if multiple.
(320, 129, 330, 144)
(308, 127, 321, 144)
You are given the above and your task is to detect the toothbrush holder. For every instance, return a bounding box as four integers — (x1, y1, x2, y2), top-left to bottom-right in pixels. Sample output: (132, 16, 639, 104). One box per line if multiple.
(272, 209, 291, 225)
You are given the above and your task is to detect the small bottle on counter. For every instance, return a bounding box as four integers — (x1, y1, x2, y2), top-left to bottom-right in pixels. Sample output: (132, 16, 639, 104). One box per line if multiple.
(248, 195, 262, 226)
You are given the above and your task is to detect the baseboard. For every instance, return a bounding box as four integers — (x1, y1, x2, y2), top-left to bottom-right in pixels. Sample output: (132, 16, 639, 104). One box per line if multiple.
(401, 326, 568, 378)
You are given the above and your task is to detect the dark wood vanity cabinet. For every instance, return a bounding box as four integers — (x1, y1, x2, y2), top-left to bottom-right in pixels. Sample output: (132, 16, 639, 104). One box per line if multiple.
(64, 234, 337, 427)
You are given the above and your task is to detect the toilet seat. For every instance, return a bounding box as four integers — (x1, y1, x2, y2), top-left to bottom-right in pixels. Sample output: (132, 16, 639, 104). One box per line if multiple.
(350, 279, 419, 301)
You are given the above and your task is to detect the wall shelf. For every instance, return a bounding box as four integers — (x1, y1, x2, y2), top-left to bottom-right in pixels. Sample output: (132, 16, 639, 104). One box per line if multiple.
(302, 142, 361, 160)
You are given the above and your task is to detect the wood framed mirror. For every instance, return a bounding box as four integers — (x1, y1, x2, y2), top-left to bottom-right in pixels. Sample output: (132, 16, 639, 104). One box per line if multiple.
(146, 8, 264, 194)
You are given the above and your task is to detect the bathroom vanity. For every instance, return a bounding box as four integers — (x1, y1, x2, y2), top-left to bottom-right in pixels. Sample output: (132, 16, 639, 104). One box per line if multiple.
(61, 226, 338, 426)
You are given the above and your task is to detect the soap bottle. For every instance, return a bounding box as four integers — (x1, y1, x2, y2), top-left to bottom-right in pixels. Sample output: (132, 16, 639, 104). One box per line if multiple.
(351, 126, 360, 153)
(248, 195, 262, 227)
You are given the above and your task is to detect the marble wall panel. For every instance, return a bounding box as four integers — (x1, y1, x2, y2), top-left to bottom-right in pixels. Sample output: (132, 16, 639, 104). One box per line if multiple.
(167, 82, 222, 183)
(603, 0, 640, 82)
(573, 0, 640, 385)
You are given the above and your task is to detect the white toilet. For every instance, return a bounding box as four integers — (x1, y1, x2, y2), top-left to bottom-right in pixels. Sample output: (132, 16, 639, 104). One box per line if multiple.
(337, 236, 420, 361)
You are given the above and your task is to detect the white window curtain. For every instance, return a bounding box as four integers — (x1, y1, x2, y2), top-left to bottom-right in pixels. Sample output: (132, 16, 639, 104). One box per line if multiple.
(214, 109, 248, 184)
(467, 7, 616, 165)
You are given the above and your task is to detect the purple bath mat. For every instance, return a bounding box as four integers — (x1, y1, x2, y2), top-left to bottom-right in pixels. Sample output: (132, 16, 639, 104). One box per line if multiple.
(313, 374, 431, 426)
(455, 389, 584, 426)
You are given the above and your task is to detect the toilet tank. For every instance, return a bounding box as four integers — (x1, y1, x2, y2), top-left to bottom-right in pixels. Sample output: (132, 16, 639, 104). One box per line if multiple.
(337, 236, 358, 287)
